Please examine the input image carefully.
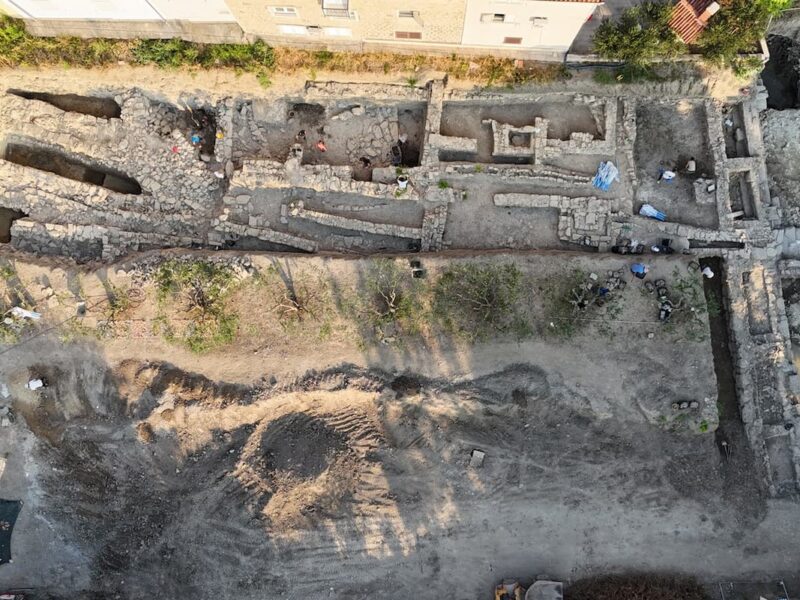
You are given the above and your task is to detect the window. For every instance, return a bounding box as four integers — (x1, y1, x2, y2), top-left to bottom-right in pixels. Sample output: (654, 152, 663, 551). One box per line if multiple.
(398, 10, 416, 18)
(268, 6, 298, 16)
(503, 37, 522, 44)
(395, 31, 422, 39)
(324, 26, 352, 36)
(481, 13, 505, 23)
(530, 16, 548, 26)
(279, 24, 308, 34)
(321, 0, 354, 18)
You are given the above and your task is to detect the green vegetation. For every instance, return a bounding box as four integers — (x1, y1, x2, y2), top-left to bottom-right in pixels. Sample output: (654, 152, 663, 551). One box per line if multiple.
(437, 179, 451, 189)
(593, 2, 685, 66)
(698, 0, 791, 65)
(359, 259, 425, 339)
(153, 260, 239, 353)
(433, 263, 526, 341)
(0, 16, 274, 83)
(0, 15, 568, 87)
(593, 0, 788, 71)
(0, 265, 16, 280)
(662, 267, 710, 342)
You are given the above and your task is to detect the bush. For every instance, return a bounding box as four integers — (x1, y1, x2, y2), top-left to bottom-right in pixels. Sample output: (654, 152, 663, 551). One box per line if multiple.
(698, 0, 791, 64)
(360, 259, 424, 337)
(593, 2, 685, 65)
(433, 263, 526, 340)
(153, 260, 239, 353)
(131, 38, 200, 68)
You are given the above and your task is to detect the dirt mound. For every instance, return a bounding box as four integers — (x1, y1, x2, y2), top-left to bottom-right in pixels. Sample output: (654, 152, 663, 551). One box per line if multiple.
(235, 406, 384, 529)
(565, 574, 710, 600)
(253, 412, 349, 479)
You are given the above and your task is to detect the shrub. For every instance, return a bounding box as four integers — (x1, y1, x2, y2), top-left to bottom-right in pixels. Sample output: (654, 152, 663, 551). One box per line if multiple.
(360, 259, 424, 337)
(433, 263, 525, 340)
(698, 0, 791, 64)
(153, 260, 239, 353)
(593, 2, 685, 65)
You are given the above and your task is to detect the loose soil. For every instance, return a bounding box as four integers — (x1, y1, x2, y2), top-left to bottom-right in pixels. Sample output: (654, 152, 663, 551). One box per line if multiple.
(1, 252, 797, 599)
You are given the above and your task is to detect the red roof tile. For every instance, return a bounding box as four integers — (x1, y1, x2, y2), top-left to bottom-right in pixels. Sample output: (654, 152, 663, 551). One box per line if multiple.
(670, 0, 719, 44)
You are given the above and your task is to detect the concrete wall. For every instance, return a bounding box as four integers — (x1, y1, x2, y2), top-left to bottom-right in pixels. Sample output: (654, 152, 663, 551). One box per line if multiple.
(461, 0, 598, 51)
(225, 0, 467, 44)
(2, 0, 243, 43)
(3, 0, 235, 21)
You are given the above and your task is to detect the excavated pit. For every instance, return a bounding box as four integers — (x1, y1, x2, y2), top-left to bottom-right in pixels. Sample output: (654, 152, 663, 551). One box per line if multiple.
(6, 90, 122, 119)
(0, 207, 26, 243)
(3, 143, 142, 195)
(763, 36, 800, 110)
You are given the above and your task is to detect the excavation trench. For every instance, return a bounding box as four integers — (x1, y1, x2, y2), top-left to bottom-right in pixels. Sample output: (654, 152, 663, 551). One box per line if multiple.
(7, 90, 121, 119)
(0, 207, 26, 243)
(3, 143, 142, 195)
(701, 257, 766, 496)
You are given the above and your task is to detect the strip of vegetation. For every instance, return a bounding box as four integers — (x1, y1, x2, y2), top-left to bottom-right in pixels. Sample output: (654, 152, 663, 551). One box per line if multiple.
(592, 0, 790, 72)
(0, 16, 567, 87)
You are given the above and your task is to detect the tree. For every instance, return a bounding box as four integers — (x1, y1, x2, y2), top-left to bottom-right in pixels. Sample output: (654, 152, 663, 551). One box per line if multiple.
(433, 263, 525, 340)
(593, 2, 686, 65)
(698, 0, 792, 64)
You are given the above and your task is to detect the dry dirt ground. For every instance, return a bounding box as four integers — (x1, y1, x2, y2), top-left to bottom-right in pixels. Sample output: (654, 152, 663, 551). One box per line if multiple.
(0, 253, 798, 599)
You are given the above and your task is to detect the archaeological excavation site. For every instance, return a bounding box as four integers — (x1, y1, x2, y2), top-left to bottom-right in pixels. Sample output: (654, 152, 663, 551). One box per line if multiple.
(1, 63, 800, 600)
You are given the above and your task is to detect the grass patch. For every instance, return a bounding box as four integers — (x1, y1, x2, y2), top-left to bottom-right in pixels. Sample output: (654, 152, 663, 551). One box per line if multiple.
(153, 259, 239, 353)
(433, 263, 527, 341)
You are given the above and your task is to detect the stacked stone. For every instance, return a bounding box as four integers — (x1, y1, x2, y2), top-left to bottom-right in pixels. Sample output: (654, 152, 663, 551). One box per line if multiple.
(494, 193, 615, 247)
(484, 119, 538, 157)
(723, 260, 800, 497)
(444, 163, 592, 186)
(617, 99, 638, 192)
(234, 160, 420, 201)
(341, 106, 399, 164)
(217, 97, 238, 164)
(213, 218, 318, 252)
(292, 206, 423, 240)
(420, 80, 446, 167)
(304, 81, 428, 102)
(420, 204, 448, 251)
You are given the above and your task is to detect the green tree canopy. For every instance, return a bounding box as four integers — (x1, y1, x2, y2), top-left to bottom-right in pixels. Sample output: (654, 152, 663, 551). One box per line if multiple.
(593, 2, 686, 65)
(698, 0, 792, 63)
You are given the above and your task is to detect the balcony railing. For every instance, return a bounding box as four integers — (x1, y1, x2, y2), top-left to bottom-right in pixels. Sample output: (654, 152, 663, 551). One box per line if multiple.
(321, 0, 353, 18)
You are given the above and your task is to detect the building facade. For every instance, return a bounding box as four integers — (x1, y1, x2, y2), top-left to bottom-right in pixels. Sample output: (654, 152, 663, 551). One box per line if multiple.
(0, 0, 603, 59)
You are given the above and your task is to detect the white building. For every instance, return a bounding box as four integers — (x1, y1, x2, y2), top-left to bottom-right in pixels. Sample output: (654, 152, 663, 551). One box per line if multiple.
(0, 0, 604, 58)
(461, 0, 601, 54)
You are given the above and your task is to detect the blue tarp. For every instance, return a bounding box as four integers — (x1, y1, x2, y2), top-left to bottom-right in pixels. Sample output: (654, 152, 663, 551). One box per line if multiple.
(592, 161, 619, 191)
(639, 203, 667, 221)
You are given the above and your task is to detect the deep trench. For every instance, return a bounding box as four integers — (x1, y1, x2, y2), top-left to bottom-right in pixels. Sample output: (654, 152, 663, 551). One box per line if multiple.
(4, 143, 142, 195)
(6, 90, 121, 119)
(700, 257, 766, 492)
(762, 36, 800, 110)
(0, 207, 26, 243)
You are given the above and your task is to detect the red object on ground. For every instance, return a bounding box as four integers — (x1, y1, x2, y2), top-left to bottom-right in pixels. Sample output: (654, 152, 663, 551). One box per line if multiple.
(315, 140, 327, 152)
(171, 145, 179, 153)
